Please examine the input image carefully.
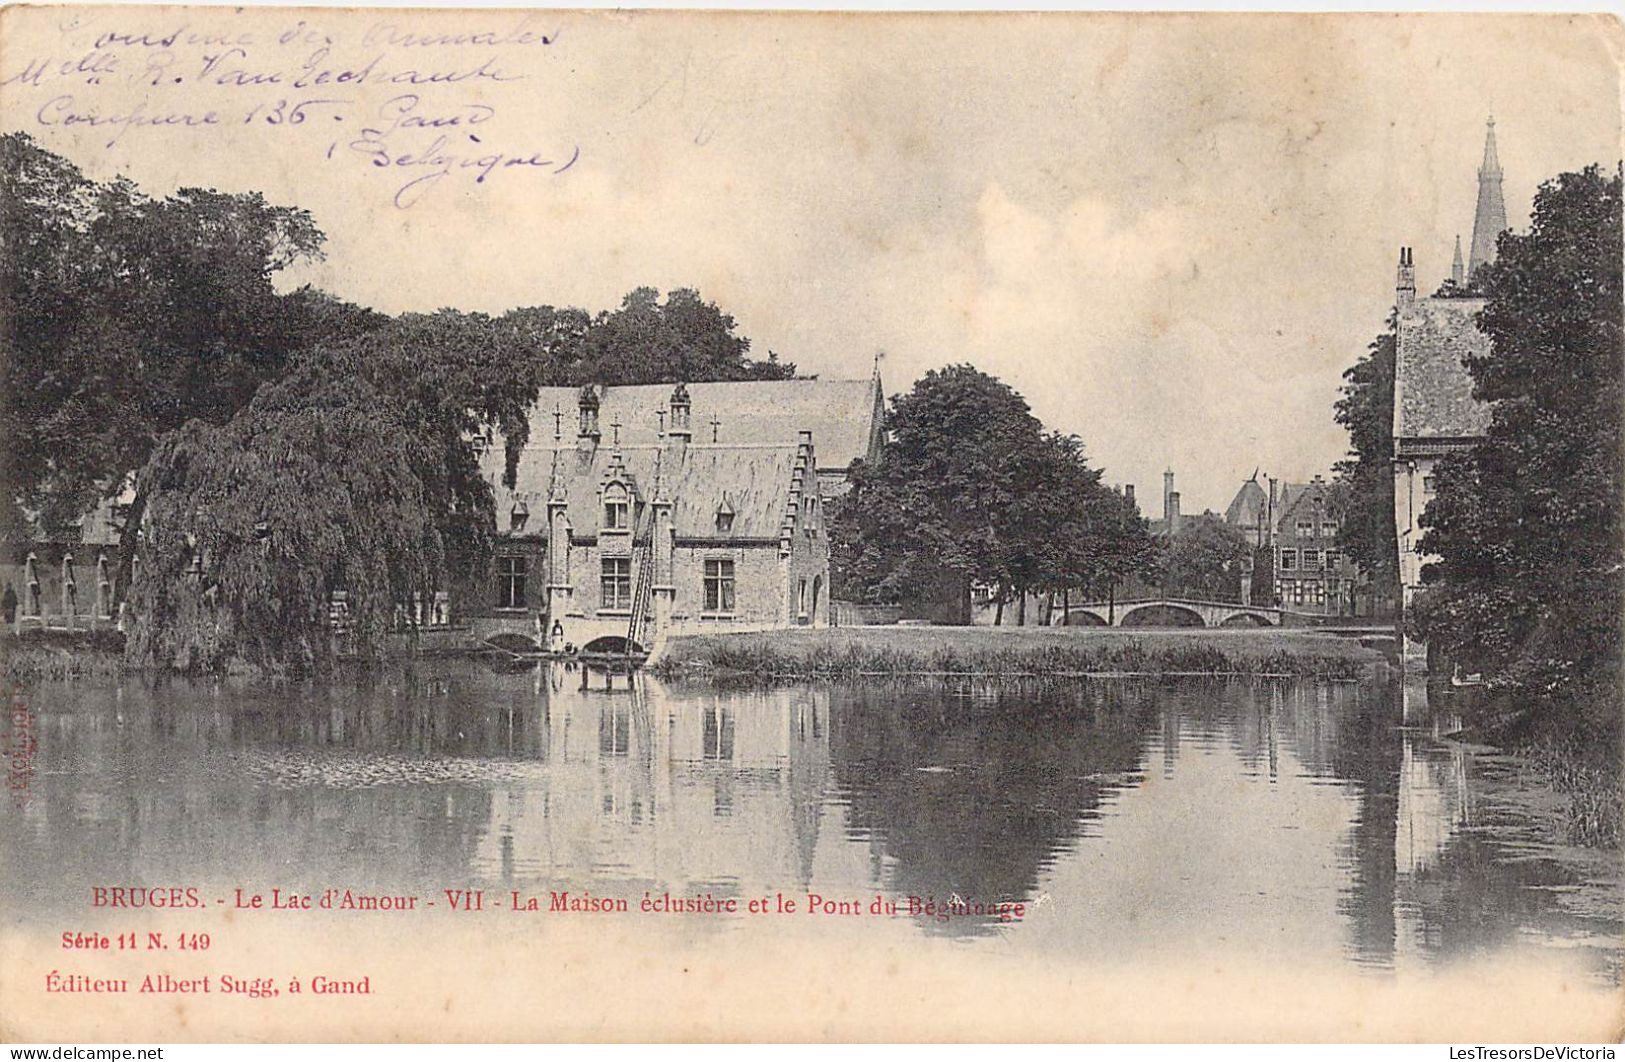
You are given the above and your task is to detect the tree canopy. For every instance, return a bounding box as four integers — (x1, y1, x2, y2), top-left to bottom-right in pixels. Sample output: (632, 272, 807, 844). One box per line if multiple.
(1333, 316, 1399, 610)
(1154, 513, 1251, 601)
(559, 287, 794, 385)
(1, 131, 381, 540)
(1415, 164, 1623, 733)
(832, 365, 1151, 622)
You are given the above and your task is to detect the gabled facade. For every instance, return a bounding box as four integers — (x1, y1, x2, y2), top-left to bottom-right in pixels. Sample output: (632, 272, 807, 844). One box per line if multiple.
(1272, 477, 1357, 616)
(464, 382, 835, 654)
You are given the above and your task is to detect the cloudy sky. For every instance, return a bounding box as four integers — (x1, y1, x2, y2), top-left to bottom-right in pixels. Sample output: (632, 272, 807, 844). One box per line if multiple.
(6, 10, 1621, 512)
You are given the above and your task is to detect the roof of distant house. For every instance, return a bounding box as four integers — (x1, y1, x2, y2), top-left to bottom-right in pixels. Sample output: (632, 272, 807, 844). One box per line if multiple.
(1224, 479, 1267, 528)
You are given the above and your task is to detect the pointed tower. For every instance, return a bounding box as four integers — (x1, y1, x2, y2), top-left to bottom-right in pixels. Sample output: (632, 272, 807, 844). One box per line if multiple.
(1451, 235, 1465, 288)
(1467, 116, 1507, 281)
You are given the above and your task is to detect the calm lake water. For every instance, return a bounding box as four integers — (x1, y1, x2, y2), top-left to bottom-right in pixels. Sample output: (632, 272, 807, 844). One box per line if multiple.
(4, 661, 1619, 982)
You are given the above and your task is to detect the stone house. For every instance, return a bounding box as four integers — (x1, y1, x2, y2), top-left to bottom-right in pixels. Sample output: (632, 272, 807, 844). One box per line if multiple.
(463, 379, 882, 654)
(3, 496, 126, 632)
(1392, 118, 1501, 657)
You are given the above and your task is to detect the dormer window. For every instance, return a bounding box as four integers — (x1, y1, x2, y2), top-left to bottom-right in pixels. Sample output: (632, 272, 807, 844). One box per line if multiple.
(604, 490, 629, 530)
(510, 500, 529, 533)
(715, 494, 735, 534)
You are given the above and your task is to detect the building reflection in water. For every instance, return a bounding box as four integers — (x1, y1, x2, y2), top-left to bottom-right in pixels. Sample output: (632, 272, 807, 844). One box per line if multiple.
(0, 660, 1616, 977)
(470, 665, 832, 905)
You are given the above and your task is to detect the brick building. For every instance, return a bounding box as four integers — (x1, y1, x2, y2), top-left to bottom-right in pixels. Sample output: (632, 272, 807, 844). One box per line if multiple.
(1270, 476, 1358, 616)
(465, 378, 884, 654)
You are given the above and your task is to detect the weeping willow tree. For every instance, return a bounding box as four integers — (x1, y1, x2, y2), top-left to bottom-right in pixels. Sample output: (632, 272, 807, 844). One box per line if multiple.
(124, 312, 543, 673)
(125, 370, 442, 672)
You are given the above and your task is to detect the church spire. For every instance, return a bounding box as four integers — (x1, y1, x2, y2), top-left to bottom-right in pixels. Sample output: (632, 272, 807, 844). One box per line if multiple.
(1451, 234, 1465, 287)
(1467, 116, 1507, 281)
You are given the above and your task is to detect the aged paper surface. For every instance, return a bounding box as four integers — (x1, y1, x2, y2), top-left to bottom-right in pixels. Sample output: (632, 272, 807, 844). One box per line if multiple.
(1, 6, 1623, 1043)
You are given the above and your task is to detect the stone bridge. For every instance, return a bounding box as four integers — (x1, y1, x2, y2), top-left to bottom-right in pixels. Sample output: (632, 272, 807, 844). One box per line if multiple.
(1051, 597, 1288, 628)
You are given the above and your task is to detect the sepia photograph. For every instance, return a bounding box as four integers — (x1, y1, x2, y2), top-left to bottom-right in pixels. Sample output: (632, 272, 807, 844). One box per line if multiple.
(0, 5, 1621, 1044)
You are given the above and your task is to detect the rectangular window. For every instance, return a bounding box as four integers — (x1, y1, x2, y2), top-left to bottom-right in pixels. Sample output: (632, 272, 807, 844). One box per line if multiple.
(600, 558, 631, 610)
(1296, 521, 1315, 538)
(704, 559, 736, 613)
(1313, 581, 1326, 605)
(604, 499, 629, 530)
(1279, 549, 1297, 570)
(1292, 582, 1305, 605)
(496, 556, 527, 609)
(1422, 475, 1436, 494)
(1322, 521, 1338, 537)
(798, 578, 809, 619)
(1304, 549, 1321, 571)
(1323, 549, 1339, 571)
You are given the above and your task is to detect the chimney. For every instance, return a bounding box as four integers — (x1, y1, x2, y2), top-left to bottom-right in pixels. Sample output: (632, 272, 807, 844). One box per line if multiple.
(1267, 477, 1278, 548)
(1397, 247, 1416, 308)
(1168, 491, 1182, 536)
(1163, 469, 1175, 526)
(667, 382, 692, 444)
(576, 385, 601, 451)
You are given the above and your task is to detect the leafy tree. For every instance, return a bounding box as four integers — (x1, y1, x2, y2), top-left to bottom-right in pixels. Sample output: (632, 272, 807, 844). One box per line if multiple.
(125, 310, 550, 672)
(1333, 317, 1399, 611)
(1415, 164, 1623, 733)
(1019, 433, 1156, 618)
(125, 366, 444, 673)
(1, 133, 381, 594)
(833, 366, 1151, 623)
(832, 366, 1042, 621)
(567, 287, 794, 384)
(1155, 514, 1251, 601)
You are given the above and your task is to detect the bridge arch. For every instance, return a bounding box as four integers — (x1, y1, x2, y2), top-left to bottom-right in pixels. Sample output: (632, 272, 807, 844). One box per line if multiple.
(1218, 612, 1272, 628)
(1119, 603, 1205, 628)
(1062, 608, 1107, 627)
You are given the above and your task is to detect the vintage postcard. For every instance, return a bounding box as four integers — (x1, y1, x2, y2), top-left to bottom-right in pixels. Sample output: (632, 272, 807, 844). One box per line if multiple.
(1, 6, 1622, 1044)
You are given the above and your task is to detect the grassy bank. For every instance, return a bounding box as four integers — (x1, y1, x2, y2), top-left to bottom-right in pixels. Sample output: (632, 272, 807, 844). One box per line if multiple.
(1523, 736, 1622, 849)
(3, 629, 128, 683)
(654, 625, 1380, 679)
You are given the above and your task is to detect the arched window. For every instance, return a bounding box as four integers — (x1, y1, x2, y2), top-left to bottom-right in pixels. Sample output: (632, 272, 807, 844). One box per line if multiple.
(96, 553, 112, 619)
(23, 553, 40, 617)
(603, 486, 629, 530)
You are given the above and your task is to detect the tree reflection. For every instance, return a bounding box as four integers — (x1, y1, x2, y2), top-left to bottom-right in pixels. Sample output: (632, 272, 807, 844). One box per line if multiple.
(827, 678, 1158, 935)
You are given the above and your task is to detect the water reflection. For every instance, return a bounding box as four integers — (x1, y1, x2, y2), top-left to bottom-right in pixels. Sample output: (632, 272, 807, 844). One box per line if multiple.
(1, 662, 1616, 979)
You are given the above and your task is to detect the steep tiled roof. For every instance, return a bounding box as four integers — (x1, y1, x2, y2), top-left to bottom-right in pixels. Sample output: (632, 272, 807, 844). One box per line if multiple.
(523, 379, 883, 474)
(489, 442, 811, 541)
(1274, 481, 1339, 531)
(1394, 297, 1492, 444)
(1224, 480, 1267, 528)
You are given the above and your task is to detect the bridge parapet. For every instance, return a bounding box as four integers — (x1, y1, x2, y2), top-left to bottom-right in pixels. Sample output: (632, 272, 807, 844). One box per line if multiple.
(1052, 598, 1286, 628)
